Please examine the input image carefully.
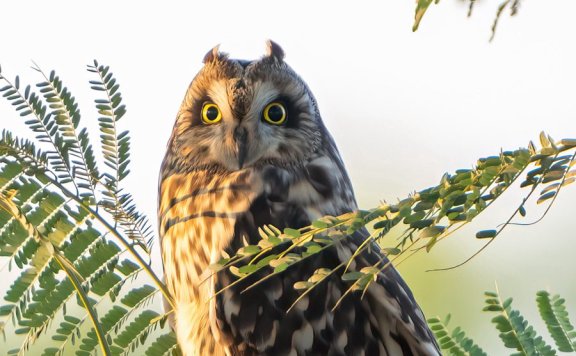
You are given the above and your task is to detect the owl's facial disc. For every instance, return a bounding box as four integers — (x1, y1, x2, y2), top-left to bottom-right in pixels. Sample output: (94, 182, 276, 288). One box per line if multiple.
(168, 46, 324, 173)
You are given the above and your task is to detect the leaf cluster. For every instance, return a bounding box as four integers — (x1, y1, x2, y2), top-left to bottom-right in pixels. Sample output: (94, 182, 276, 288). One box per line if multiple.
(213, 133, 576, 311)
(430, 288, 576, 355)
(413, 0, 524, 41)
(0, 64, 178, 355)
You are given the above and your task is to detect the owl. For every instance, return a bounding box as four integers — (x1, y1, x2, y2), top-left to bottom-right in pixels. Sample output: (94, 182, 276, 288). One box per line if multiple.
(158, 41, 440, 356)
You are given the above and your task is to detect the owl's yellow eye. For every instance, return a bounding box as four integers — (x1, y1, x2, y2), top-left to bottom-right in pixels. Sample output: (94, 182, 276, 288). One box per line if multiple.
(262, 102, 287, 125)
(201, 103, 222, 124)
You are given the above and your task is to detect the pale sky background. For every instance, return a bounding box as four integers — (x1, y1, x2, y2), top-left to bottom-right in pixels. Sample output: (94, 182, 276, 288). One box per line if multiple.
(1, 1, 576, 354)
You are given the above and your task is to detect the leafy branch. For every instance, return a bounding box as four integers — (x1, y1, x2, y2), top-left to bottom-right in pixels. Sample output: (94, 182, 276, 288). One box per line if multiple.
(87, 60, 153, 252)
(0, 63, 175, 355)
(213, 134, 576, 311)
(536, 291, 576, 352)
(427, 314, 487, 355)
(430, 288, 576, 355)
(0, 72, 76, 190)
(32, 64, 99, 201)
(413, 0, 524, 41)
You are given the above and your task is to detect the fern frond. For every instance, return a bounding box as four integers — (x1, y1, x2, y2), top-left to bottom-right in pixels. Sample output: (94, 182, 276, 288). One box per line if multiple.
(427, 314, 487, 356)
(113, 309, 161, 355)
(484, 290, 557, 356)
(144, 332, 180, 356)
(111, 189, 154, 249)
(536, 291, 576, 352)
(0, 174, 80, 323)
(53, 252, 111, 356)
(33, 66, 100, 200)
(0, 187, 110, 356)
(78, 285, 159, 354)
(18, 239, 121, 339)
(48, 261, 143, 355)
(0, 130, 49, 171)
(86, 60, 129, 188)
(0, 165, 144, 355)
(1, 63, 171, 355)
(86, 61, 153, 250)
(0, 74, 76, 188)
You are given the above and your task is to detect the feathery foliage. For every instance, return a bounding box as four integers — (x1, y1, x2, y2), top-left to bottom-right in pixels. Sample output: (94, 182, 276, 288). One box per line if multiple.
(0, 63, 177, 355)
(413, 0, 524, 40)
(212, 133, 576, 310)
(484, 289, 556, 355)
(1, 61, 574, 355)
(536, 291, 576, 352)
(430, 289, 576, 355)
(86, 61, 153, 250)
(427, 314, 487, 356)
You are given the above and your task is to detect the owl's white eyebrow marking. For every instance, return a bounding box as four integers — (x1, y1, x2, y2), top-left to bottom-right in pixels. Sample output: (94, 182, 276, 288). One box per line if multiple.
(207, 80, 234, 121)
(247, 81, 279, 119)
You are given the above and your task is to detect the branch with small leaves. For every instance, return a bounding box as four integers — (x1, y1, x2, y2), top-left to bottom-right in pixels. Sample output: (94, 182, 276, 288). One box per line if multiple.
(413, 0, 524, 41)
(213, 133, 576, 312)
(428, 288, 576, 355)
(0, 63, 174, 356)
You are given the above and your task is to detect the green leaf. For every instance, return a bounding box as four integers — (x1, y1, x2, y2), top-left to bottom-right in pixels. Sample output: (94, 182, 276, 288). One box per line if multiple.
(294, 281, 313, 290)
(427, 315, 487, 356)
(538, 191, 556, 204)
(485, 289, 557, 355)
(476, 230, 497, 239)
(144, 332, 179, 356)
(238, 245, 261, 256)
(413, 0, 436, 31)
(419, 225, 445, 238)
(536, 291, 576, 352)
(114, 310, 159, 349)
(341, 271, 364, 281)
(283, 228, 301, 238)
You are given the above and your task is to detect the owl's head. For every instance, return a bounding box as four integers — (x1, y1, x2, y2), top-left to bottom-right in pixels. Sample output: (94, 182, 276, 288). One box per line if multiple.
(164, 41, 326, 175)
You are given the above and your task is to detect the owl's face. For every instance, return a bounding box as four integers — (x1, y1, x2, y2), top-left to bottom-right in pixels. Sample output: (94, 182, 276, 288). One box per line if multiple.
(166, 41, 323, 174)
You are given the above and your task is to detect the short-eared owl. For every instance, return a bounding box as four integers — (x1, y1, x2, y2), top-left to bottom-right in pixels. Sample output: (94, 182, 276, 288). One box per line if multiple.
(159, 41, 440, 355)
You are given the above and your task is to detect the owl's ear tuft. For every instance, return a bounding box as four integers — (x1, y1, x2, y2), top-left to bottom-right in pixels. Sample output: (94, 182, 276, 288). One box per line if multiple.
(203, 45, 228, 64)
(265, 40, 285, 62)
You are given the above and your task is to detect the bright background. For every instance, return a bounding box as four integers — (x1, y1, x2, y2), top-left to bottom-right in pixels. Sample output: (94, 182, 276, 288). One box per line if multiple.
(1, 1, 575, 354)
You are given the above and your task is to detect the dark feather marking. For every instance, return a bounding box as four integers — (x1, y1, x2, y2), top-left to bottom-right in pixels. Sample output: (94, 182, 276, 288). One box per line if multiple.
(262, 167, 290, 203)
(305, 163, 334, 199)
(186, 94, 212, 128)
(163, 211, 241, 233)
(391, 331, 414, 356)
(367, 338, 382, 356)
(276, 143, 291, 158)
(236, 59, 254, 69)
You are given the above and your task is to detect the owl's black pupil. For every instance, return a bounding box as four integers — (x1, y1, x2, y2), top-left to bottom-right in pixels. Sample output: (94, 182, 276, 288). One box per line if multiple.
(268, 105, 284, 122)
(205, 106, 218, 120)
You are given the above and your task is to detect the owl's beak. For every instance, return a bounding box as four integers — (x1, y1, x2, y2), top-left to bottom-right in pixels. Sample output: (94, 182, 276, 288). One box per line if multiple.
(233, 126, 248, 169)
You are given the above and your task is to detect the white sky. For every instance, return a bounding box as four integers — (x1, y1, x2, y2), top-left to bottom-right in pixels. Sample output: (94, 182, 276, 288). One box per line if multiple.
(1, 1, 576, 353)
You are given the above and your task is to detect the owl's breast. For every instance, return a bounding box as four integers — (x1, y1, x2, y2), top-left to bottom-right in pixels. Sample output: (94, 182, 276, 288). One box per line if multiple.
(159, 169, 263, 301)
(158, 156, 356, 355)
(159, 168, 265, 355)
